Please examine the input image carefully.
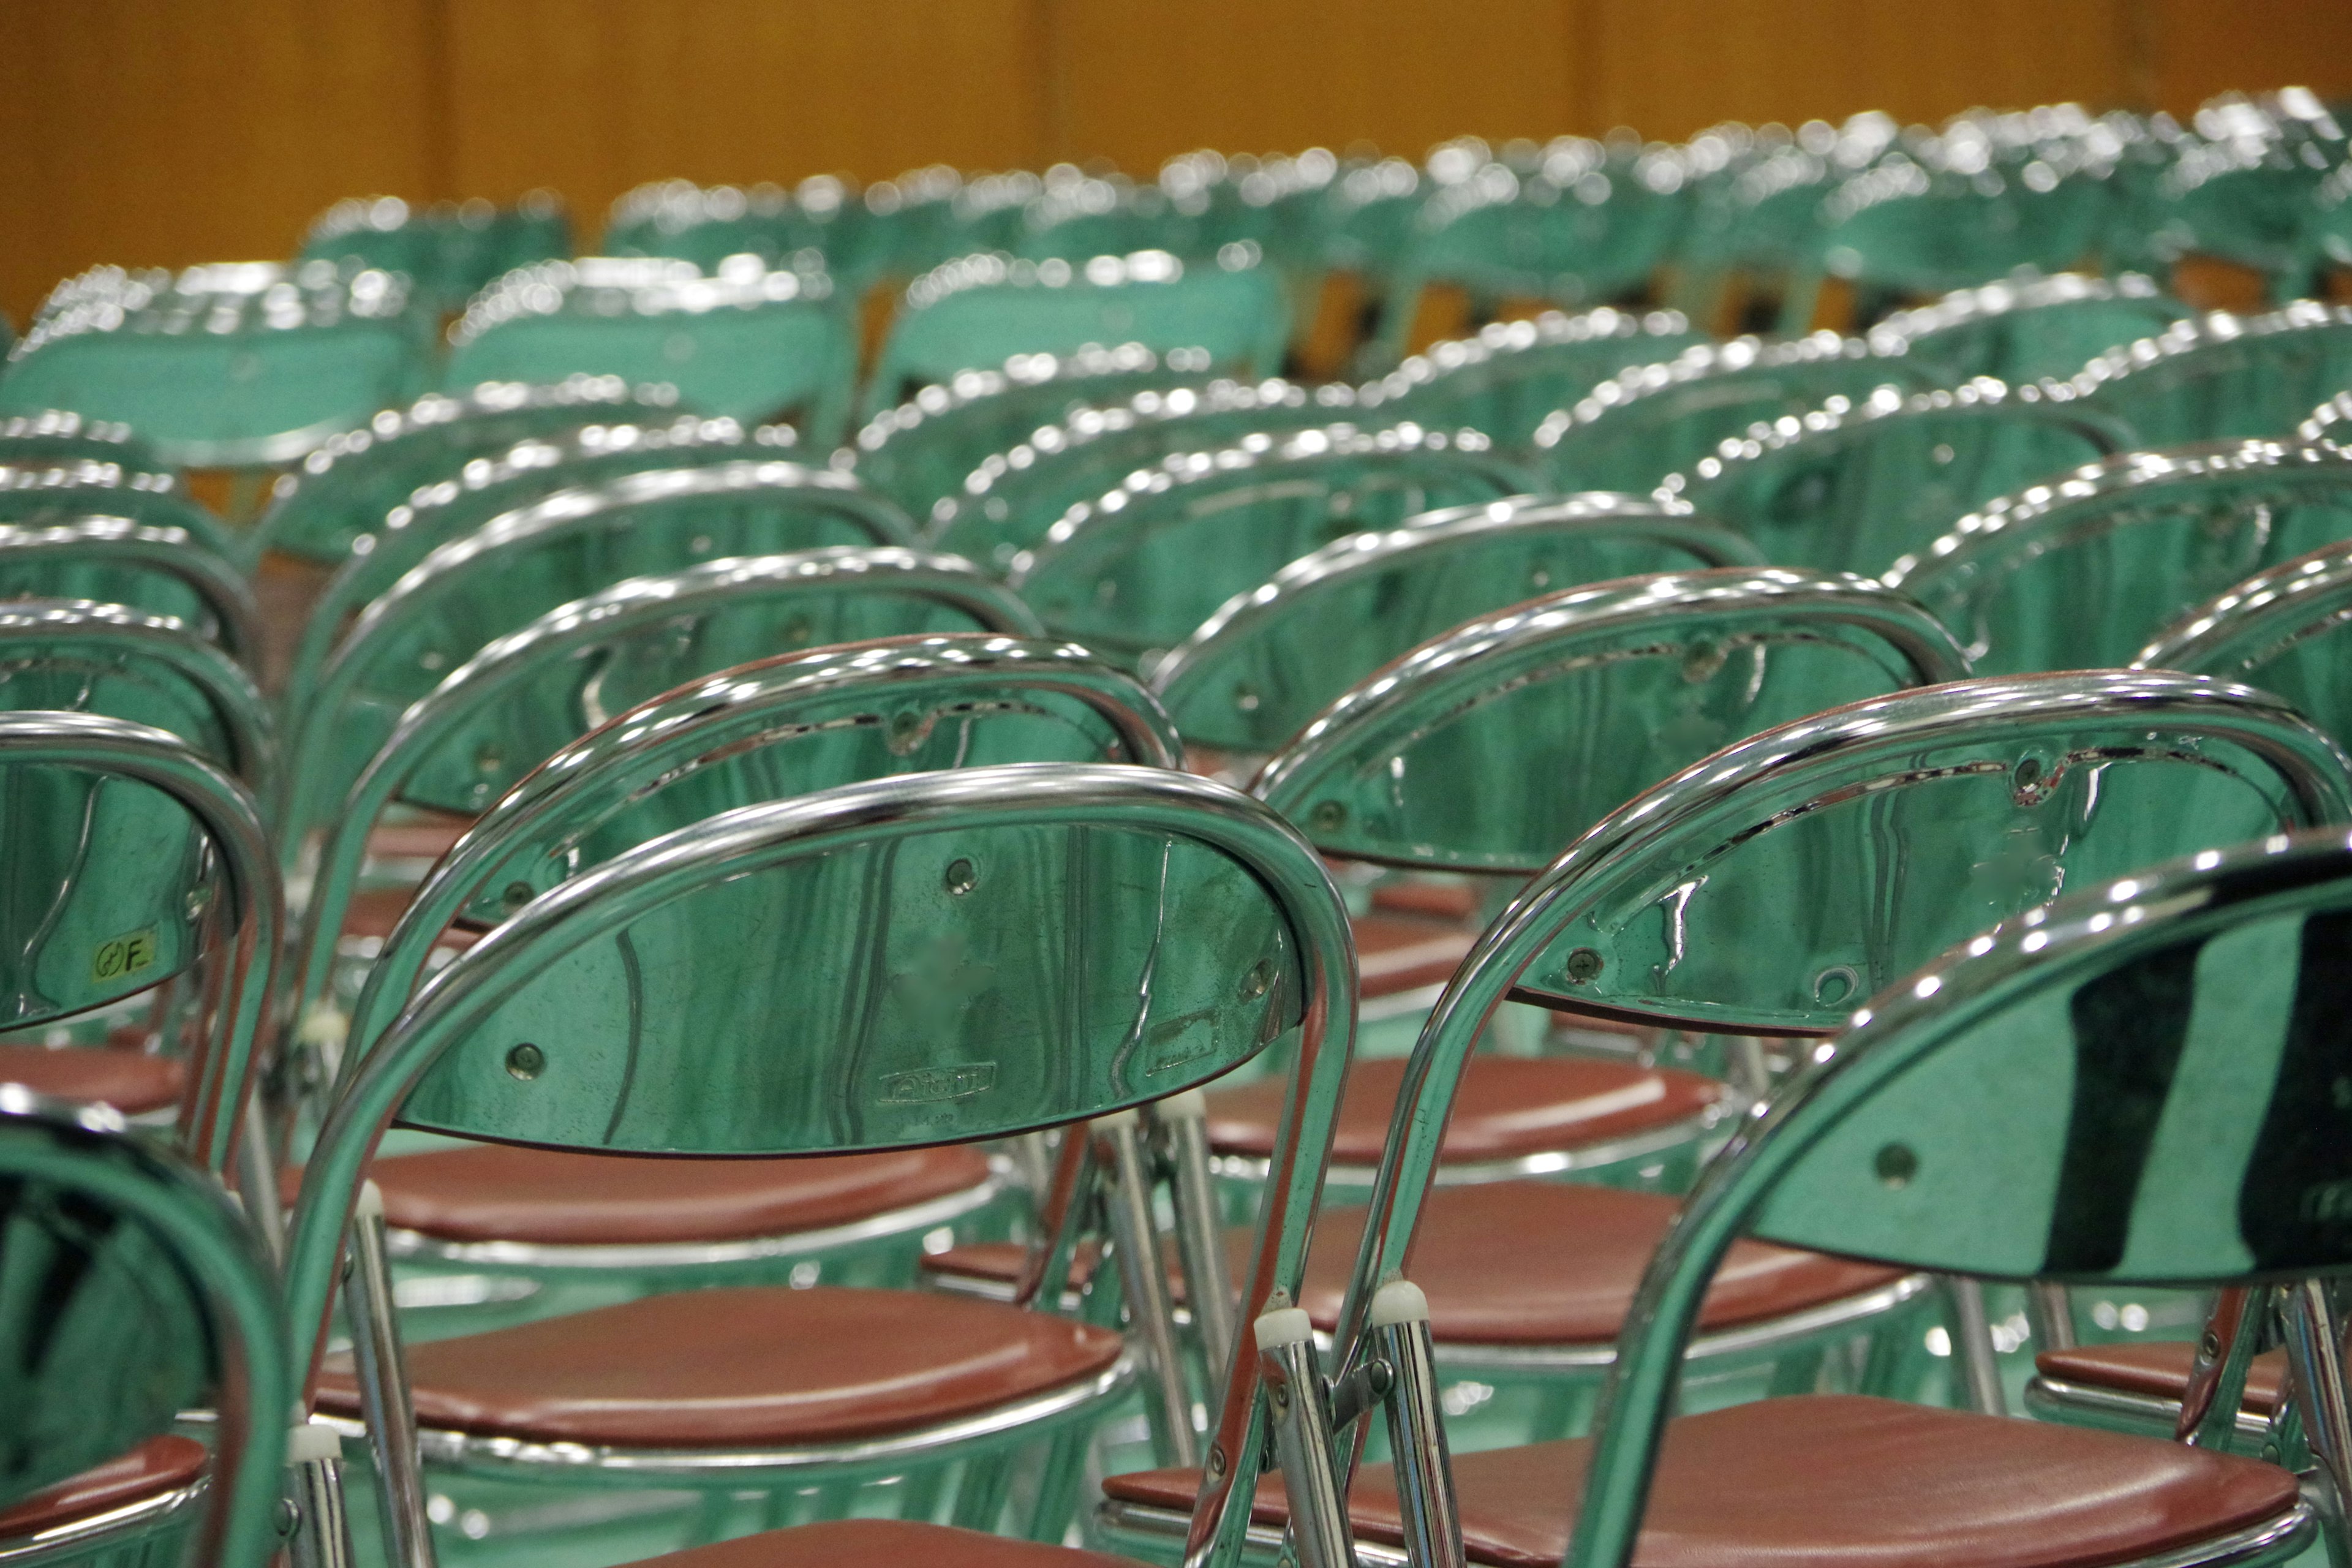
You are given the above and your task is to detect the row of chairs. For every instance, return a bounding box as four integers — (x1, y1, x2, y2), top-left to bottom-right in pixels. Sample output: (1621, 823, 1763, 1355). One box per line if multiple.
(10, 262, 2352, 1568)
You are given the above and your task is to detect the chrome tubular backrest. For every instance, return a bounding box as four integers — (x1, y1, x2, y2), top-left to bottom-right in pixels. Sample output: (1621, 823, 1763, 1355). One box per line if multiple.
(284, 767, 1358, 1567)
(1483, 671, 2352, 1039)
(2136, 541, 2352, 747)
(0, 410, 157, 472)
(1561, 832, 2352, 1568)
(287, 552, 1044, 1035)
(1358, 308, 1703, 450)
(1890, 439, 2352, 676)
(0, 461, 244, 565)
(2059, 303, 2352, 445)
(1254, 568, 1967, 875)
(846, 342, 1215, 521)
(0, 715, 277, 1172)
(281, 414, 762, 716)
(927, 376, 1357, 573)
(1531, 333, 1932, 495)
(1866, 271, 2190, 385)
(0, 1093, 288, 1568)
(0, 519, 258, 663)
(281, 462, 917, 853)
(2304, 391, 2352, 444)
(1152, 495, 1764, 755)
(1659, 378, 2135, 576)
(0, 600, 273, 789)
(251, 376, 666, 566)
(1008, 424, 1528, 666)
(338, 635, 1180, 1068)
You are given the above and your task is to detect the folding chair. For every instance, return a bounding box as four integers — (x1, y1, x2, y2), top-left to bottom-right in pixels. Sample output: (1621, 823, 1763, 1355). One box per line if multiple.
(0, 409, 158, 471)
(1868, 271, 2189, 385)
(1359, 309, 1702, 451)
(0, 458, 247, 567)
(301, 192, 570, 317)
(0, 519, 257, 676)
(2054, 303, 2352, 445)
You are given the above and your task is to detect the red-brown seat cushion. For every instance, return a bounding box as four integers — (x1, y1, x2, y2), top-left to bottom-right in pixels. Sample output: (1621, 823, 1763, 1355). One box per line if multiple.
(0, 1436, 206, 1538)
(364, 813, 475, 864)
(1205, 1055, 1722, 1166)
(314, 1286, 1125, 1447)
(639, 1518, 1138, 1567)
(925, 1182, 1901, 1346)
(0, 1043, 184, 1117)
(370, 1143, 995, 1246)
(1104, 1394, 2304, 1568)
(1353, 912, 1479, 997)
(2037, 1341, 2290, 1417)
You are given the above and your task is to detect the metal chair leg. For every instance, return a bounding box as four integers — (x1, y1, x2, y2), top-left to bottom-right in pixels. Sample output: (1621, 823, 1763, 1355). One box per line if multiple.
(2284, 1280, 2352, 1568)
(1942, 1275, 2007, 1415)
(284, 1422, 357, 1568)
(1156, 1089, 1237, 1381)
(1099, 1110, 1199, 1467)
(1257, 1303, 1357, 1568)
(345, 1180, 438, 1568)
(1368, 1280, 1464, 1568)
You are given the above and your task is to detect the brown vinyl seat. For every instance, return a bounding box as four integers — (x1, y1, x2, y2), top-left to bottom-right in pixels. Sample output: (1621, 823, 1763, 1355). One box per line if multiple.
(0, 1436, 208, 1539)
(1102, 1394, 2304, 1568)
(314, 1286, 1126, 1449)
(369, 1142, 995, 1246)
(2035, 1342, 2291, 1417)
(0, 1041, 186, 1117)
(625, 1518, 1136, 1567)
(925, 1182, 1903, 1346)
(1204, 1055, 1724, 1169)
(1353, 910, 1482, 996)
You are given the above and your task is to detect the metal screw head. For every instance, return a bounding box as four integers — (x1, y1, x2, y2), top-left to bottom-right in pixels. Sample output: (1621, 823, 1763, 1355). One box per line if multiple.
(783, 617, 813, 644)
(474, 744, 503, 777)
(1269, 1383, 1290, 1412)
(1240, 959, 1275, 1000)
(1233, 684, 1260, 713)
(2200, 1330, 2222, 1358)
(943, 858, 978, 896)
(505, 1042, 546, 1080)
(1681, 638, 1726, 684)
(1309, 799, 1347, 832)
(502, 881, 534, 913)
(1206, 1444, 1227, 1479)
(1564, 947, 1604, 984)
(1874, 1142, 1918, 1187)
(276, 1498, 303, 1539)
(1814, 965, 1858, 1006)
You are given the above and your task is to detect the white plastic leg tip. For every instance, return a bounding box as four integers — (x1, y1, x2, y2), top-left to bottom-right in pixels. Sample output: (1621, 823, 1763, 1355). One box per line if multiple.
(1156, 1088, 1210, 1121)
(1254, 1305, 1316, 1349)
(1370, 1278, 1431, 1327)
(355, 1179, 385, 1221)
(284, 1421, 342, 1464)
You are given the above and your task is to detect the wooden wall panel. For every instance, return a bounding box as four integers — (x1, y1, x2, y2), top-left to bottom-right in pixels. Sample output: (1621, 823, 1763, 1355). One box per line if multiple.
(2149, 0, 2352, 117)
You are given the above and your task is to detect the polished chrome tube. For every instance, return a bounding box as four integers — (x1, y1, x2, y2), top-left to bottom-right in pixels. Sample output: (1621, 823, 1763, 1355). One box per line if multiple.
(1257, 1305, 1357, 1568)
(1157, 1090, 1237, 1382)
(1367, 1280, 1463, 1568)
(1101, 1110, 1199, 1466)
(1943, 1275, 2006, 1415)
(345, 1182, 439, 1568)
(283, 1422, 357, 1568)
(2284, 1281, 2352, 1568)
(2025, 1282, 2077, 1355)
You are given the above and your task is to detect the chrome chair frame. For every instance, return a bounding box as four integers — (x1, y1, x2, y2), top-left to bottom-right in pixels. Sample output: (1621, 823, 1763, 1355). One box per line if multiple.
(0, 520, 259, 666)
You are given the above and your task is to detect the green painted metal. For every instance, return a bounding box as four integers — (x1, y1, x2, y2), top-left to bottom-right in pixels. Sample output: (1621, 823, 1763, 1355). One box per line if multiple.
(1253, 567, 1967, 875)
(0, 519, 258, 665)
(865, 249, 1291, 420)
(1492, 671, 2352, 1037)
(0, 458, 246, 566)
(0, 263, 431, 470)
(1660, 379, 2134, 576)
(2136, 540, 2352, 749)
(1891, 439, 2352, 677)
(1153, 495, 1765, 755)
(1532, 334, 1934, 496)
(928, 378, 1360, 573)
(1868, 272, 2190, 385)
(444, 259, 858, 447)
(1009, 424, 1528, 666)
(0, 410, 159, 472)
(849, 344, 1217, 526)
(1817, 155, 2116, 300)
(2059, 303, 2352, 445)
(300, 194, 571, 317)
(251, 377, 677, 567)
(337, 636, 1178, 1072)
(285, 551, 1045, 1045)
(1359, 307, 1703, 450)
(0, 715, 277, 1172)
(278, 459, 914, 859)
(0, 1095, 289, 1568)
(278, 414, 766, 718)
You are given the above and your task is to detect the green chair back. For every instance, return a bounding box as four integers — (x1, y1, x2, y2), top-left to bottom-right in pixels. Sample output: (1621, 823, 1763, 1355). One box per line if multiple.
(281, 414, 763, 718)
(1868, 272, 2190, 385)
(445, 258, 856, 445)
(0, 1096, 288, 1568)
(1008, 424, 1528, 666)
(0, 459, 246, 565)
(2136, 539, 2352, 749)
(1152, 494, 1764, 755)
(285, 549, 1042, 1038)
(0, 519, 258, 664)
(848, 343, 1216, 524)
(1360, 306, 1703, 450)
(0, 264, 429, 469)
(1890, 439, 2352, 676)
(0, 410, 157, 471)
(2154, 116, 2337, 298)
(0, 715, 277, 1170)
(338, 635, 1179, 1066)
(1532, 334, 1933, 495)
(301, 194, 570, 317)
(867, 248, 1291, 420)
(604, 178, 884, 294)
(279, 462, 914, 859)
(1660, 379, 2135, 575)
(2062, 303, 2352, 445)
(252, 376, 676, 566)
(1014, 173, 1194, 263)
(1818, 159, 2114, 300)
(1254, 568, 1967, 876)
(929, 377, 1361, 572)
